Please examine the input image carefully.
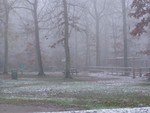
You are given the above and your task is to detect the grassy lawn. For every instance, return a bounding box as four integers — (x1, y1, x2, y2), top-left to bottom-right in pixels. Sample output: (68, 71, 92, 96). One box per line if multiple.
(0, 72, 150, 109)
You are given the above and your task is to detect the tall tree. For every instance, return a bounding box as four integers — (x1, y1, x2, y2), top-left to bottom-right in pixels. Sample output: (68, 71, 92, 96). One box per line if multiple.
(82, 9, 91, 69)
(19, 0, 45, 76)
(33, 0, 45, 76)
(89, 0, 106, 66)
(122, 0, 128, 75)
(50, 0, 84, 78)
(85, 18, 90, 68)
(3, 0, 9, 74)
(0, 0, 20, 74)
(49, 0, 72, 78)
(1, 0, 17, 74)
(62, 0, 71, 78)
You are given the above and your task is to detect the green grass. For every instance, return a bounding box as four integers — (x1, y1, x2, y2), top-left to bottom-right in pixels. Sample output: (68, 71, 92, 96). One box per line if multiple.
(136, 83, 150, 87)
(0, 92, 150, 109)
(81, 95, 150, 108)
(0, 96, 80, 108)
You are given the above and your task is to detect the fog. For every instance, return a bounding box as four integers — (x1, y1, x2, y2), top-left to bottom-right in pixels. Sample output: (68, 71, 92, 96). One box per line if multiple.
(0, 0, 149, 75)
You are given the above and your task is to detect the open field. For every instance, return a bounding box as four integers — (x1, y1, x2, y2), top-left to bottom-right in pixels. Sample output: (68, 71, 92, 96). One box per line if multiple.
(0, 72, 150, 112)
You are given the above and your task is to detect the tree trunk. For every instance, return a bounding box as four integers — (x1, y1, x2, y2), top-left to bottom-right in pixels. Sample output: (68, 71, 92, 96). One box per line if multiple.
(84, 11, 90, 69)
(96, 18, 100, 66)
(33, 0, 45, 76)
(85, 32, 90, 68)
(93, 0, 101, 66)
(147, 25, 150, 59)
(3, 0, 9, 75)
(122, 0, 128, 75)
(63, 0, 71, 79)
(112, 17, 118, 67)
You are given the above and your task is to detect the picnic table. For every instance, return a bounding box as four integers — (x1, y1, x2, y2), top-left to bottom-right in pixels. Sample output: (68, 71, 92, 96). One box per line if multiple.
(63, 68, 79, 75)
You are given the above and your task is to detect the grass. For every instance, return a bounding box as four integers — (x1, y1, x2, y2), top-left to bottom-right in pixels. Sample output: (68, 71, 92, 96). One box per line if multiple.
(0, 73, 150, 109)
(76, 94, 150, 108)
(136, 82, 150, 87)
(0, 93, 149, 109)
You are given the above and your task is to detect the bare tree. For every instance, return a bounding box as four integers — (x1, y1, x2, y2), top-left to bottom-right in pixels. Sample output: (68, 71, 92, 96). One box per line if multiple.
(0, 0, 17, 74)
(33, 0, 45, 76)
(89, 0, 106, 66)
(122, 0, 128, 75)
(3, 0, 9, 74)
(50, 0, 85, 78)
(17, 0, 45, 76)
(82, 9, 91, 69)
(62, 0, 71, 78)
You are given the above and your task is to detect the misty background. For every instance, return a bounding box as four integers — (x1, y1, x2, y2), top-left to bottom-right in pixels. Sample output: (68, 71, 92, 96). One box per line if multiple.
(0, 0, 149, 73)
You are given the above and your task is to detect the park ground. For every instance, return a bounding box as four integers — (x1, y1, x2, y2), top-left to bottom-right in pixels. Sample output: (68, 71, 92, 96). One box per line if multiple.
(0, 72, 150, 113)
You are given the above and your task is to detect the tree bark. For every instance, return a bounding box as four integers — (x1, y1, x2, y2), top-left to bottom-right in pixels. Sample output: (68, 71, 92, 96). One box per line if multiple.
(33, 0, 45, 76)
(96, 18, 100, 66)
(63, 0, 71, 79)
(122, 0, 128, 75)
(84, 12, 90, 69)
(93, 0, 101, 66)
(85, 31, 90, 68)
(3, 0, 9, 75)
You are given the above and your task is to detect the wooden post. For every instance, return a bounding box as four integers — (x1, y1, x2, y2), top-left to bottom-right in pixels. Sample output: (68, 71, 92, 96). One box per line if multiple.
(139, 68, 142, 77)
(133, 68, 135, 79)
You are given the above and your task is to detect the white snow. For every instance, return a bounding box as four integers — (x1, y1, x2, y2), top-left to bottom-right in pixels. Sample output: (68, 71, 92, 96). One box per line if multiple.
(32, 107, 150, 113)
(0, 72, 150, 97)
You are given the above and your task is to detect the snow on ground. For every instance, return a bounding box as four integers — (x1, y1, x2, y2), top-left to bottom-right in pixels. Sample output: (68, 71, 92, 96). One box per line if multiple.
(0, 72, 150, 112)
(33, 107, 150, 113)
(0, 72, 150, 97)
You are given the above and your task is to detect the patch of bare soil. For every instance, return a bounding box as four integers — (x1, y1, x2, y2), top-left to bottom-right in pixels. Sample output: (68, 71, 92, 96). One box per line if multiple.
(0, 104, 79, 113)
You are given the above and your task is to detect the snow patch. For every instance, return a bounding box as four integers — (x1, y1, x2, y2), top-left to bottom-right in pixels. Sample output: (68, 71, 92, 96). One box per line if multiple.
(33, 107, 150, 113)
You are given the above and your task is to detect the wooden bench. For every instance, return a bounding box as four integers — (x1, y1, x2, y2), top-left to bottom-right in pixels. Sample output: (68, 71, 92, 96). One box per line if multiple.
(70, 68, 78, 75)
(63, 68, 78, 75)
(143, 73, 150, 80)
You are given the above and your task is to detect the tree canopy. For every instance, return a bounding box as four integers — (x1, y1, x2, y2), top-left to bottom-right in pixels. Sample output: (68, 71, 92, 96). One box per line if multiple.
(130, 0, 150, 36)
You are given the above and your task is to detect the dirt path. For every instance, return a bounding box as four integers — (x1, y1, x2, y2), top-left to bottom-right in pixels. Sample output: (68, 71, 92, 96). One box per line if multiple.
(0, 104, 76, 113)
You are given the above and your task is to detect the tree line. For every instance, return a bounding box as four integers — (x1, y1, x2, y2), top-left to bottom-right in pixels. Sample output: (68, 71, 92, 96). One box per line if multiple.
(0, 0, 149, 79)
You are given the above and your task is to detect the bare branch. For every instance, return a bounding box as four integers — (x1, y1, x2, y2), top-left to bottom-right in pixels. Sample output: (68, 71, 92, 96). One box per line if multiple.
(88, 9, 96, 20)
(98, 0, 106, 18)
(26, 0, 34, 5)
(12, 6, 33, 11)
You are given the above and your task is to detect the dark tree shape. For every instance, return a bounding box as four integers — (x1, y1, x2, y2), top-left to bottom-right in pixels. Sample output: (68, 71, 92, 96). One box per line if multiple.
(130, 0, 150, 36)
